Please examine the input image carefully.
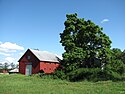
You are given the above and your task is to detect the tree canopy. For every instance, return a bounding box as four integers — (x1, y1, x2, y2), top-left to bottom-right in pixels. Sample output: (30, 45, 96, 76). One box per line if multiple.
(60, 13, 112, 72)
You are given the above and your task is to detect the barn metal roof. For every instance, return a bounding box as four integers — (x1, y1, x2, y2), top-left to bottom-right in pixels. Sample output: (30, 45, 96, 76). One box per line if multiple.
(9, 68, 19, 72)
(29, 49, 61, 63)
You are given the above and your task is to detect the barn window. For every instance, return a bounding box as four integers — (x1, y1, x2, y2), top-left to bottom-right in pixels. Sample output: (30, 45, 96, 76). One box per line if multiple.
(27, 56, 31, 60)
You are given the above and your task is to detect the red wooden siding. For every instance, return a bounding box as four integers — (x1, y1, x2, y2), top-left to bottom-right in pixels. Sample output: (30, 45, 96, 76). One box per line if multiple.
(40, 62, 60, 73)
(19, 61, 26, 74)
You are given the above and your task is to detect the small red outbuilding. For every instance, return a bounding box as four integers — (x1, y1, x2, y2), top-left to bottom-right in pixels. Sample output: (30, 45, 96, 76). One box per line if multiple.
(18, 49, 61, 75)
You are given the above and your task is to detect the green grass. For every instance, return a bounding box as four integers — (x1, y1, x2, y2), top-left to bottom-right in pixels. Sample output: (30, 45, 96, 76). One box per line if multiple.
(0, 74, 125, 94)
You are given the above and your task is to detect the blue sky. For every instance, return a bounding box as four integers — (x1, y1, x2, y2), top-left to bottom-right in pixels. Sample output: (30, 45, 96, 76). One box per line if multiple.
(0, 0, 125, 64)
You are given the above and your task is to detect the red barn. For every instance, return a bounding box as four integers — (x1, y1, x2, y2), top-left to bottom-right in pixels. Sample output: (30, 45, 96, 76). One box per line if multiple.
(18, 49, 61, 75)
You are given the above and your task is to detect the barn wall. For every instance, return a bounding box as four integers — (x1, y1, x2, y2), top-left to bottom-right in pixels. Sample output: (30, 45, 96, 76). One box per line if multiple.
(19, 61, 26, 74)
(40, 62, 60, 73)
(32, 61, 40, 74)
(19, 50, 40, 75)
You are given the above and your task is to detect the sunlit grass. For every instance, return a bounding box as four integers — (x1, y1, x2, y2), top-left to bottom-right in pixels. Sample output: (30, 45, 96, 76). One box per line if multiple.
(0, 74, 125, 94)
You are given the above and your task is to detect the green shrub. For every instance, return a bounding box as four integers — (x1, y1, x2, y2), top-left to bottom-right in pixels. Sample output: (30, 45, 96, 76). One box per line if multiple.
(52, 70, 66, 80)
(66, 68, 100, 81)
(41, 74, 54, 79)
(107, 60, 125, 75)
(101, 70, 125, 81)
(64, 68, 125, 82)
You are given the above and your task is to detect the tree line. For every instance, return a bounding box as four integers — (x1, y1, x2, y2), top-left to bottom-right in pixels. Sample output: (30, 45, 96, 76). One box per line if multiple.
(0, 62, 18, 70)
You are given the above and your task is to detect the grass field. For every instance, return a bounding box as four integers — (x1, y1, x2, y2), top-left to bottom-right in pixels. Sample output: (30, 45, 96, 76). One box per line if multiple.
(0, 74, 125, 94)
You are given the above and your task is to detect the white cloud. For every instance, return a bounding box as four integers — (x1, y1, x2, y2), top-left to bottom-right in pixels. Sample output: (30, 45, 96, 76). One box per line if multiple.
(5, 57, 15, 63)
(101, 19, 109, 23)
(19, 52, 24, 56)
(0, 42, 24, 51)
(0, 61, 6, 64)
(0, 42, 24, 53)
(0, 41, 25, 64)
(0, 47, 16, 52)
(0, 52, 11, 56)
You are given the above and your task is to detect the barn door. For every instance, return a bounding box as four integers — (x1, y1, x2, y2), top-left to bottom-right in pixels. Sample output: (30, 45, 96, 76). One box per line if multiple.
(25, 64, 32, 76)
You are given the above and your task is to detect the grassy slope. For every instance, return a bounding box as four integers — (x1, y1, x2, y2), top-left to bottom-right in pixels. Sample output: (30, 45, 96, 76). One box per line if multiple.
(0, 74, 125, 94)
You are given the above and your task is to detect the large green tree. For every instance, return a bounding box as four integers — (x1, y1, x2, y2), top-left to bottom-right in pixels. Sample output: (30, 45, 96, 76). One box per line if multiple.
(60, 13, 112, 72)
